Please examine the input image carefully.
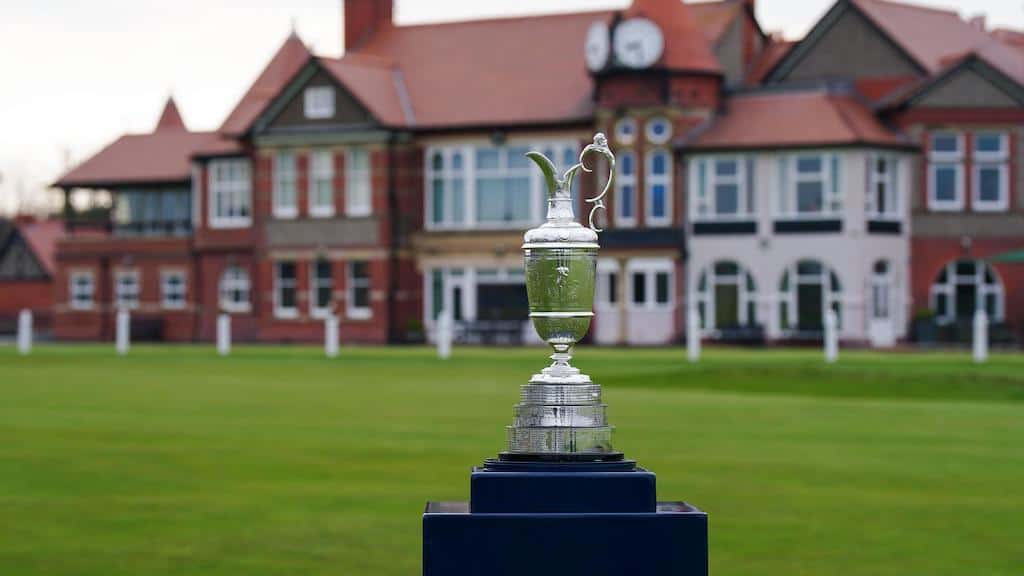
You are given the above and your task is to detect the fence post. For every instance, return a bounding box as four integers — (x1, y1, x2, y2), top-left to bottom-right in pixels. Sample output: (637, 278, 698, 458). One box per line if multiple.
(437, 309, 452, 360)
(687, 305, 700, 363)
(217, 313, 231, 356)
(973, 309, 988, 364)
(17, 309, 32, 355)
(824, 309, 838, 363)
(325, 311, 339, 358)
(116, 308, 130, 356)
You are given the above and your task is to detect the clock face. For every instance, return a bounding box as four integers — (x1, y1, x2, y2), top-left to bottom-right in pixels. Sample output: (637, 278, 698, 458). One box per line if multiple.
(584, 21, 610, 72)
(613, 18, 664, 69)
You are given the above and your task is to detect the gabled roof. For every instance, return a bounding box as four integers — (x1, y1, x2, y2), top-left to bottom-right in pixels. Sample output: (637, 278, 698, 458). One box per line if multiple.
(878, 51, 1024, 110)
(55, 98, 218, 188)
(992, 28, 1024, 53)
(684, 88, 910, 151)
(318, 54, 411, 127)
(746, 39, 794, 85)
(218, 32, 312, 136)
(689, 1, 744, 44)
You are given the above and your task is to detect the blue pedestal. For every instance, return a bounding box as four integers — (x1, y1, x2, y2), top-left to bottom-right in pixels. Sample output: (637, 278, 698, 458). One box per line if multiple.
(423, 461, 707, 576)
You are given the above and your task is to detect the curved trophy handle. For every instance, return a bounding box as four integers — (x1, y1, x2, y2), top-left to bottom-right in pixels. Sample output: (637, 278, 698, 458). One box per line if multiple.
(572, 133, 615, 232)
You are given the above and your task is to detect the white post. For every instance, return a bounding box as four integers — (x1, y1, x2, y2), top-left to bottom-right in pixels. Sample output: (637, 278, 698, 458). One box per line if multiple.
(973, 309, 988, 364)
(686, 305, 700, 363)
(824, 309, 838, 363)
(325, 312, 339, 358)
(437, 309, 452, 360)
(17, 309, 32, 355)
(115, 308, 130, 356)
(217, 313, 231, 356)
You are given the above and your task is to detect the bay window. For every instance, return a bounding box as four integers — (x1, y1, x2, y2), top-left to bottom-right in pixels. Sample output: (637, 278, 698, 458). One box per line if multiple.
(972, 132, 1008, 212)
(425, 141, 578, 230)
(273, 151, 297, 218)
(927, 132, 964, 211)
(209, 158, 251, 228)
(646, 149, 672, 226)
(346, 148, 372, 216)
(310, 150, 335, 218)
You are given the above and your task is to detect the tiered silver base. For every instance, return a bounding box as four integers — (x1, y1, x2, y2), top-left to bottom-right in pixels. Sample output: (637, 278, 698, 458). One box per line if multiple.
(505, 379, 615, 455)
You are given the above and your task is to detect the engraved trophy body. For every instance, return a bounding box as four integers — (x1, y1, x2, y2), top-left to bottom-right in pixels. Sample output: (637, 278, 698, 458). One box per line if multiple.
(500, 133, 621, 461)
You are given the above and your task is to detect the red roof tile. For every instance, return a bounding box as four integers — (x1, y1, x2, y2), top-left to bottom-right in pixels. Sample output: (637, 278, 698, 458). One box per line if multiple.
(16, 219, 65, 276)
(218, 33, 312, 136)
(688, 1, 743, 43)
(626, 0, 722, 73)
(55, 131, 218, 187)
(155, 98, 187, 131)
(746, 39, 793, 85)
(318, 54, 410, 127)
(686, 89, 908, 150)
(350, 10, 615, 128)
(992, 28, 1024, 53)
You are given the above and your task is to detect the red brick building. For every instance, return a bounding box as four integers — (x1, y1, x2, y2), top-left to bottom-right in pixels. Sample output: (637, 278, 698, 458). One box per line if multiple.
(51, 0, 1024, 345)
(0, 216, 65, 335)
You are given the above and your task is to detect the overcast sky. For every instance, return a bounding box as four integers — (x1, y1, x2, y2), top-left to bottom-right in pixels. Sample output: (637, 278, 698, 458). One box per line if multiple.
(1, 0, 1020, 214)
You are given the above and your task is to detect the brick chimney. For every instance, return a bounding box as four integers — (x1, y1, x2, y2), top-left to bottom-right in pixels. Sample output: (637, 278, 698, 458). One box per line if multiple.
(344, 0, 393, 52)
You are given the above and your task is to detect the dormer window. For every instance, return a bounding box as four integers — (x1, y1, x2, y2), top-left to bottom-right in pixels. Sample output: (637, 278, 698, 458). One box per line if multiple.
(303, 86, 335, 119)
(646, 117, 672, 144)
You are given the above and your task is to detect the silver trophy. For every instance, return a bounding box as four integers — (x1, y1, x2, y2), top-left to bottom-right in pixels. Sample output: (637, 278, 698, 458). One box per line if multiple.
(503, 133, 617, 460)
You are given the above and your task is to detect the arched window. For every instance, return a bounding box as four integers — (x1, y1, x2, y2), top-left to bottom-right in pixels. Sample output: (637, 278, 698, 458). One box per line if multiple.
(695, 261, 757, 330)
(929, 259, 1003, 324)
(219, 265, 251, 313)
(779, 260, 842, 332)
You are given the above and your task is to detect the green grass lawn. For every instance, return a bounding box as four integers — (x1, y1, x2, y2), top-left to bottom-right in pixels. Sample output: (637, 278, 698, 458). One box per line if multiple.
(1, 344, 1022, 575)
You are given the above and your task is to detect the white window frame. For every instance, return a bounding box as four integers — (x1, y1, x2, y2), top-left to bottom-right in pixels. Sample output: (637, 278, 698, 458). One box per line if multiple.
(273, 151, 298, 219)
(691, 155, 752, 222)
(69, 270, 95, 311)
(346, 261, 372, 320)
(160, 269, 187, 310)
(309, 259, 333, 319)
(615, 149, 638, 228)
(645, 148, 673, 227)
(273, 261, 299, 319)
(867, 153, 900, 221)
(208, 158, 252, 229)
(303, 86, 335, 119)
(345, 148, 372, 217)
(114, 269, 140, 311)
(645, 116, 672, 145)
(626, 259, 674, 311)
(779, 153, 840, 220)
(309, 149, 335, 218)
(929, 260, 1004, 324)
(219, 266, 251, 313)
(424, 140, 577, 231)
(927, 131, 965, 211)
(971, 131, 1009, 212)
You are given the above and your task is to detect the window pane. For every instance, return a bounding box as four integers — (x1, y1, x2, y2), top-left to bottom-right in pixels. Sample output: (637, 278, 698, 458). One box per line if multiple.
(431, 152, 443, 171)
(621, 153, 634, 175)
(931, 133, 959, 153)
(714, 184, 738, 214)
(432, 179, 445, 223)
(507, 177, 531, 221)
(607, 272, 618, 304)
(715, 160, 737, 176)
(797, 260, 822, 275)
(651, 152, 667, 175)
(975, 133, 1003, 154)
(651, 184, 666, 218)
(476, 148, 499, 170)
(279, 262, 296, 280)
(507, 147, 530, 169)
(796, 156, 821, 173)
(451, 179, 465, 223)
(937, 165, 958, 200)
(796, 182, 823, 213)
(714, 261, 738, 276)
(431, 270, 443, 320)
(620, 185, 634, 218)
(655, 272, 669, 304)
(978, 167, 1002, 203)
(632, 272, 646, 305)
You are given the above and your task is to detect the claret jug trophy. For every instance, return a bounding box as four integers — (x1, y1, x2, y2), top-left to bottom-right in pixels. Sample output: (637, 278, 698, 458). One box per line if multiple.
(501, 133, 619, 461)
(422, 134, 708, 576)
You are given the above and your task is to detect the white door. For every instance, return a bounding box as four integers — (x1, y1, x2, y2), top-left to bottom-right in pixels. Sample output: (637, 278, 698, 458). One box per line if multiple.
(869, 260, 895, 348)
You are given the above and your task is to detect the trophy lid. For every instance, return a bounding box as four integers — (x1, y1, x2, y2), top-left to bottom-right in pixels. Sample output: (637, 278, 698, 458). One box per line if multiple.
(522, 134, 613, 249)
